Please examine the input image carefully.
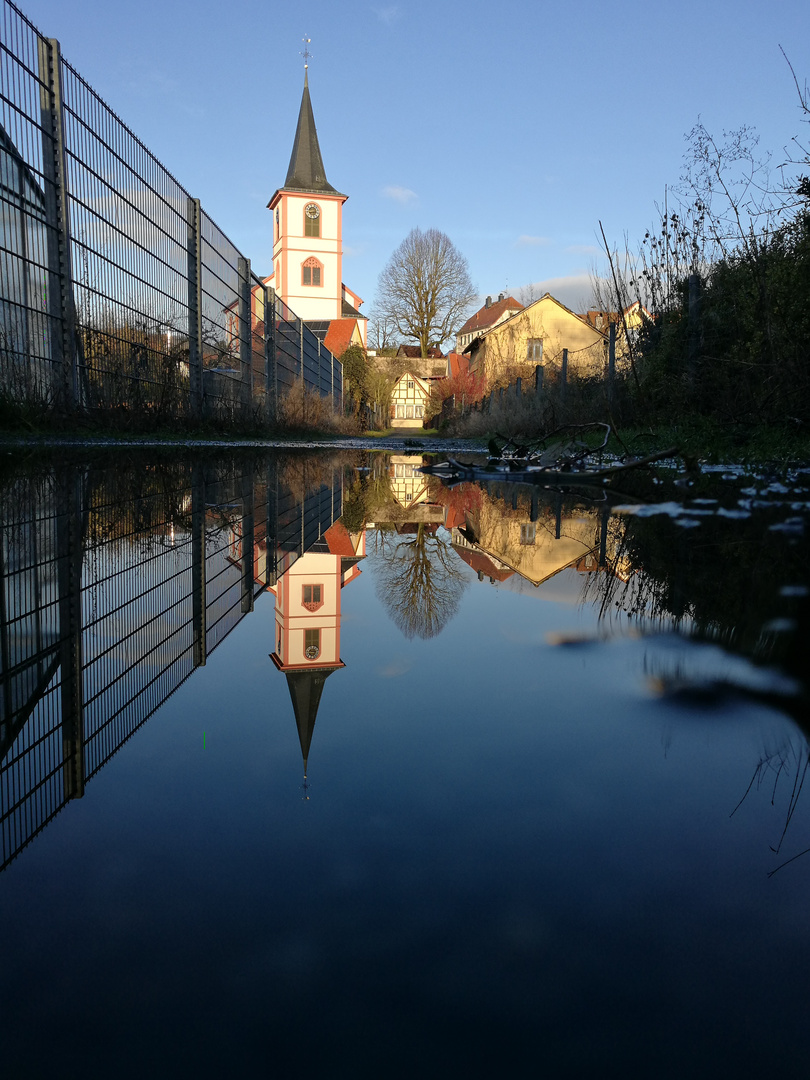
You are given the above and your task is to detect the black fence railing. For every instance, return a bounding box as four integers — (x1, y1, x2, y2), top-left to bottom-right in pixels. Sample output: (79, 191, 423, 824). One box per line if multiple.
(0, 455, 345, 870)
(0, 0, 342, 423)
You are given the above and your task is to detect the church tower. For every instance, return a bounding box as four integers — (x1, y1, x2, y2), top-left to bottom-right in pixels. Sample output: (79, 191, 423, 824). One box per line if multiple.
(267, 69, 348, 324)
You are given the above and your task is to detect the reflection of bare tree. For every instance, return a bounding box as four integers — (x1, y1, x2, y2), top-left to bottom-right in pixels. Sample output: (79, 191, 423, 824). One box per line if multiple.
(370, 523, 468, 639)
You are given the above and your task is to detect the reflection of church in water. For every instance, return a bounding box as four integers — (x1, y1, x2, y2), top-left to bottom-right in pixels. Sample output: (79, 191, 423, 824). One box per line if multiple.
(268, 521, 365, 782)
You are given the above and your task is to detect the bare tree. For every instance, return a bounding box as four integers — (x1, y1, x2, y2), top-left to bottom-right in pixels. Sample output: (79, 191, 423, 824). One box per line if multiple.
(366, 308, 398, 352)
(375, 228, 477, 358)
(370, 523, 468, 639)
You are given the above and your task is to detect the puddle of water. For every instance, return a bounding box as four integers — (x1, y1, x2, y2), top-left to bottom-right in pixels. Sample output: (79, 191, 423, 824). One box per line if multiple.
(1, 451, 809, 1075)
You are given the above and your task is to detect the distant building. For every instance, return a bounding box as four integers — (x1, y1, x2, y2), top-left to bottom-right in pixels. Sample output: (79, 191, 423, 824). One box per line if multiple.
(455, 293, 524, 354)
(390, 371, 430, 427)
(464, 293, 608, 386)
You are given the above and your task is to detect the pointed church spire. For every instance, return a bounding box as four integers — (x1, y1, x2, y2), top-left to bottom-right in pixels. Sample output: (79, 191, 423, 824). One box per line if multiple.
(285, 668, 336, 777)
(282, 70, 341, 195)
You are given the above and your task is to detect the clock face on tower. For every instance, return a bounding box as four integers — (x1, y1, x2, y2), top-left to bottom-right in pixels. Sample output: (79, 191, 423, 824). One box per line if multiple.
(305, 203, 320, 219)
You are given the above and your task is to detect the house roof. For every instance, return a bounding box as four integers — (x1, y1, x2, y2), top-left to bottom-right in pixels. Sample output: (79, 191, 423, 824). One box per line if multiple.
(324, 521, 357, 557)
(323, 319, 361, 356)
(453, 545, 514, 582)
(495, 293, 610, 339)
(275, 72, 346, 198)
(446, 352, 470, 379)
(342, 297, 365, 319)
(457, 295, 523, 336)
(580, 310, 618, 330)
(397, 344, 445, 359)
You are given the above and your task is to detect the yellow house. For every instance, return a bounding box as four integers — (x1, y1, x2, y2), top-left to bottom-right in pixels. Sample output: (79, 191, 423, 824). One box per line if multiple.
(466, 293, 608, 387)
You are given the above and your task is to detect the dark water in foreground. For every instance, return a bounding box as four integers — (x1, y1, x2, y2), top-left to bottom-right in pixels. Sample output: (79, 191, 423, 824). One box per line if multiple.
(1, 449, 809, 1077)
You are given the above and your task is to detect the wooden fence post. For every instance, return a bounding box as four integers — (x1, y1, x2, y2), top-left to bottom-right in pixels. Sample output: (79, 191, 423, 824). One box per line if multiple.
(535, 365, 544, 394)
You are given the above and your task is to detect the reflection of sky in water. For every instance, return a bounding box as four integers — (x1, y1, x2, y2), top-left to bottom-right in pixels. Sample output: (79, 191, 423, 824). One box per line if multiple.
(1, 458, 810, 1075)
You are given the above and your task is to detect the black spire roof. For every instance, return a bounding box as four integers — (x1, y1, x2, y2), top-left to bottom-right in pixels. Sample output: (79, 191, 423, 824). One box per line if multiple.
(282, 71, 345, 196)
(285, 667, 336, 776)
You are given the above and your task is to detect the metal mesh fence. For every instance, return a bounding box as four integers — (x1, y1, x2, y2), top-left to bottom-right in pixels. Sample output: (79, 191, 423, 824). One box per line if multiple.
(0, 455, 344, 870)
(0, 0, 342, 422)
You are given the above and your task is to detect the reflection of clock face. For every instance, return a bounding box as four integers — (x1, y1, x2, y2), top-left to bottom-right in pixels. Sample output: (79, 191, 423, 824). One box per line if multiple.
(305, 203, 320, 219)
(305, 644, 320, 660)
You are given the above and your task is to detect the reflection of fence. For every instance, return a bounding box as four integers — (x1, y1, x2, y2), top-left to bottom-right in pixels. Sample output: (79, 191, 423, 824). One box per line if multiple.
(0, 457, 343, 870)
(0, 0, 342, 421)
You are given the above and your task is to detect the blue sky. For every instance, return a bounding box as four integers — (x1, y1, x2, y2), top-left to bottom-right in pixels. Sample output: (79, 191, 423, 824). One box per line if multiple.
(19, 0, 810, 314)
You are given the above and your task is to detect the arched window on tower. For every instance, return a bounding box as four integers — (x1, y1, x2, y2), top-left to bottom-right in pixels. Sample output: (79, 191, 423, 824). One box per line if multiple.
(302, 257, 323, 287)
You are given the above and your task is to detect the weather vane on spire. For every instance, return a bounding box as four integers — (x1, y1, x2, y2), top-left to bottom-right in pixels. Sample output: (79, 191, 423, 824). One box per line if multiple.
(301, 36, 312, 70)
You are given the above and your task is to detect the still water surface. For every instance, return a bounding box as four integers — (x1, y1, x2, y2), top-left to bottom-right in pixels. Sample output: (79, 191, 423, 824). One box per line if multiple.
(1, 449, 809, 1076)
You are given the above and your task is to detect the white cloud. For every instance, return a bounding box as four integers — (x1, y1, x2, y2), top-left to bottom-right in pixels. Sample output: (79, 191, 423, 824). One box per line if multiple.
(515, 235, 553, 248)
(372, 5, 401, 24)
(382, 185, 418, 204)
(517, 274, 593, 311)
(342, 244, 364, 257)
(565, 244, 600, 256)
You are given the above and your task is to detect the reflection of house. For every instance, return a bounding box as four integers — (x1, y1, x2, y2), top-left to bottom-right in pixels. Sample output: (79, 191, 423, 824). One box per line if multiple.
(465, 293, 607, 386)
(457, 495, 604, 587)
(269, 521, 365, 778)
(455, 293, 523, 354)
(388, 454, 430, 507)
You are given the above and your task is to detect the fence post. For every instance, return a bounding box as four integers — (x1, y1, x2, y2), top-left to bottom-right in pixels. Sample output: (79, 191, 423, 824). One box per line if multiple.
(241, 470, 255, 613)
(515, 377, 522, 399)
(535, 365, 544, 394)
(187, 197, 203, 418)
(561, 348, 568, 403)
(238, 257, 252, 419)
(608, 322, 616, 405)
(38, 38, 78, 411)
(192, 462, 207, 666)
(263, 286, 277, 425)
(56, 465, 84, 798)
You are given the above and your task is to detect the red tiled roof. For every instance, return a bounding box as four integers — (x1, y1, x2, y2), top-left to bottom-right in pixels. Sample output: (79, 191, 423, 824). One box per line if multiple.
(397, 344, 444, 359)
(446, 352, 470, 379)
(324, 521, 357, 556)
(453, 545, 513, 582)
(457, 296, 523, 336)
(324, 319, 359, 356)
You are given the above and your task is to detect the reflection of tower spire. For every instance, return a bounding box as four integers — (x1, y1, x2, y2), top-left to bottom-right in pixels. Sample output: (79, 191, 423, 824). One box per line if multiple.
(285, 667, 336, 786)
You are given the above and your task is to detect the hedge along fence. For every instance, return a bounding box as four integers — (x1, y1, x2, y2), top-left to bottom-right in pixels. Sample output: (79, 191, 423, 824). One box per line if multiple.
(0, 0, 342, 426)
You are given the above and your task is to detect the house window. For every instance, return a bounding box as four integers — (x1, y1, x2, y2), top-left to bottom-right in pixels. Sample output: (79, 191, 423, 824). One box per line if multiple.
(395, 463, 404, 476)
(302, 257, 322, 286)
(407, 380, 414, 391)
(275, 207, 280, 240)
(304, 202, 321, 237)
(406, 405, 414, 419)
(415, 405, 423, 418)
(302, 584, 323, 611)
(526, 339, 543, 362)
(520, 523, 536, 545)
(304, 628, 321, 660)
(397, 405, 405, 418)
